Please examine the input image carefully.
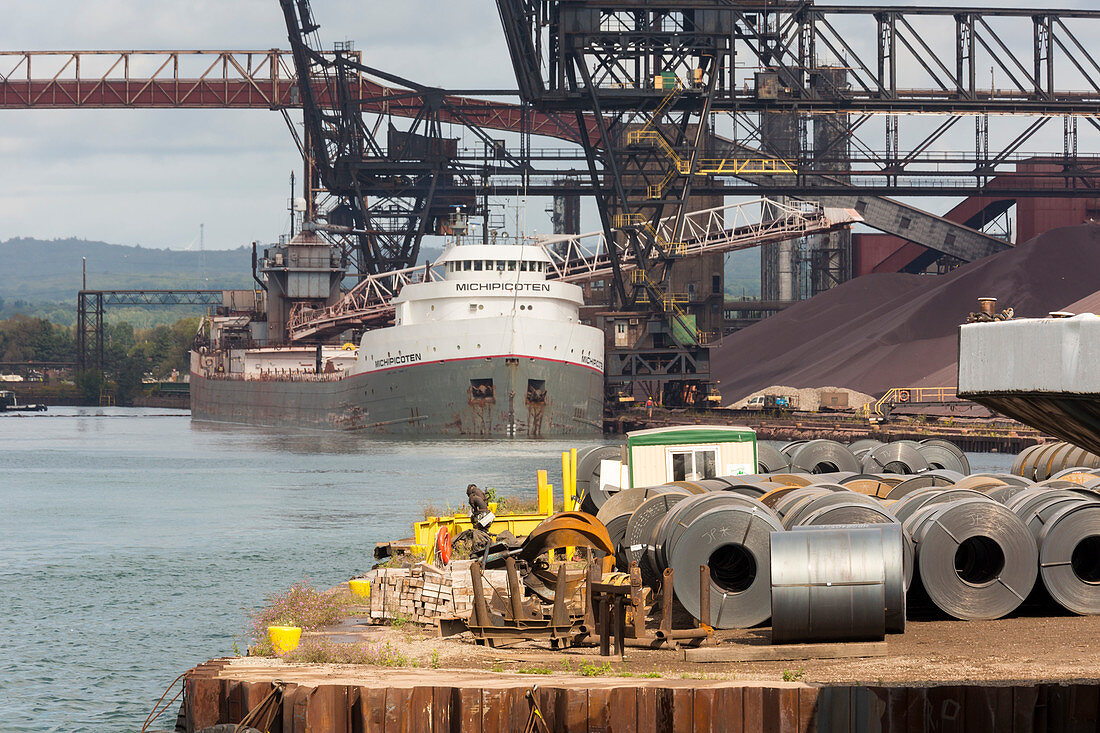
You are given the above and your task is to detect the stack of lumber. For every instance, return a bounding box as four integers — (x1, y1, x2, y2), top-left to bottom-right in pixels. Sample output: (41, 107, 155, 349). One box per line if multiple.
(366, 561, 506, 624)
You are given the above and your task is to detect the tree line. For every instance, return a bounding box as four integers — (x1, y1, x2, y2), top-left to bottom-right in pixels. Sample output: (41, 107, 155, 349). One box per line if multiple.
(0, 314, 200, 403)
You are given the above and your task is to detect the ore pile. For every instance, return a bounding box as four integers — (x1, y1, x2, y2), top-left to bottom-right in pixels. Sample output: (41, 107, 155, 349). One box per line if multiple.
(712, 222, 1100, 400)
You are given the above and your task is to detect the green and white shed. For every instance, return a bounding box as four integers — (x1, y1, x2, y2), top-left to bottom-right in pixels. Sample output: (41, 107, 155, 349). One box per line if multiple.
(626, 425, 757, 487)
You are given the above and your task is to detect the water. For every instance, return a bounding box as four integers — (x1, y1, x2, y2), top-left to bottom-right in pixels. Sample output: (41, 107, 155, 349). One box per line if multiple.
(0, 411, 1015, 732)
(0, 408, 610, 732)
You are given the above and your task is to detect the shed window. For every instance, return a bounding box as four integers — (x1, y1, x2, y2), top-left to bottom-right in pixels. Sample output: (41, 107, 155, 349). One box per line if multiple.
(667, 446, 718, 481)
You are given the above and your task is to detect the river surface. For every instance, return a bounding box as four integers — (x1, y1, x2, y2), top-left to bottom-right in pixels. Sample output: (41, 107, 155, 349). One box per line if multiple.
(0, 408, 1014, 732)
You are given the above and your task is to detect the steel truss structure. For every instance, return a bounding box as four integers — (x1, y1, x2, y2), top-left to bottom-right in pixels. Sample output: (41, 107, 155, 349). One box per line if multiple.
(76, 290, 223, 377)
(286, 197, 858, 341)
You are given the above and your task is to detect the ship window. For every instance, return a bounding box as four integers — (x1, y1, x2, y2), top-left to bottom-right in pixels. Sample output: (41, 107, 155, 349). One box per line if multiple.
(485, 260, 493, 270)
(520, 261, 528, 271)
(507, 260, 517, 271)
(497, 260, 506, 271)
(473, 260, 483, 271)
(463, 261, 472, 271)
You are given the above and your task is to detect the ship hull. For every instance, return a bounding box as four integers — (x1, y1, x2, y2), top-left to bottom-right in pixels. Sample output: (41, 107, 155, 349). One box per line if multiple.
(190, 355, 604, 436)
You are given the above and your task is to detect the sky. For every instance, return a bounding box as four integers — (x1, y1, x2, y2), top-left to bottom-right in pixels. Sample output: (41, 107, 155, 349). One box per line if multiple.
(1, 1, 1097, 251)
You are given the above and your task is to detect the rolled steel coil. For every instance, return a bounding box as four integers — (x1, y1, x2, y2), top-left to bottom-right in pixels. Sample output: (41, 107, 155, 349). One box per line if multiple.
(862, 443, 931, 475)
(669, 504, 784, 628)
(622, 492, 688, 584)
(840, 474, 895, 497)
(595, 484, 687, 524)
(796, 506, 915, 594)
(972, 472, 1033, 488)
(908, 497, 1037, 620)
(771, 487, 835, 520)
(576, 445, 625, 514)
(652, 492, 779, 574)
(1005, 487, 1088, 519)
(1034, 501, 1100, 615)
(596, 485, 689, 551)
(780, 440, 809, 458)
(770, 525, 899, 643)
(918, 439, 971, 474)
(1050, 468, 1100, 486)
(885, 474, 957, 500)
(764, 473, 814, 487)
(890, 488, 991, 525)
(951, 475, 1007, 492)
(722, 483, 771, 498)
(1011, 493, 1094, 539)
(848, 439, 884, 455)
(985, 484, 1031, 505)
(780, 490, 881, 530)
(756, 443, 790, 473)
(758, 485, 809, 510)
(1011, 443, 1044, 480)
(789, 439, 861, 474)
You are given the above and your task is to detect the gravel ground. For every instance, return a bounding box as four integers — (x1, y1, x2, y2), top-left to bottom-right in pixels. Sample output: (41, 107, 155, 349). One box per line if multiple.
(275, 611, 1100, 687)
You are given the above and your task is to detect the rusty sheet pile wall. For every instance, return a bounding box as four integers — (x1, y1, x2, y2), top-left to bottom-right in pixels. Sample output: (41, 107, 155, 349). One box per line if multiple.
(368, 562, 506, 624)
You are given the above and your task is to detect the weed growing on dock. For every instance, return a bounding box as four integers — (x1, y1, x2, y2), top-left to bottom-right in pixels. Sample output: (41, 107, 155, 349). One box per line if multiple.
(250, 580, 352, 636)
(389, 612, 412, 629)
(490, 662, 506, 673)
(621, 668, 662, 679)
(429, 649, 441, 669)
(281, 638, 415, 668)
(782, 668, 805, 682)
(577, 660, 614, 677)
(516, 665, 553, 675)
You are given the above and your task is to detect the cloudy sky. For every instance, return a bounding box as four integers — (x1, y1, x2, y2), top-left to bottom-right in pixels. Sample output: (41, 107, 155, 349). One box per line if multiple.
(2, 1, 1096, 250)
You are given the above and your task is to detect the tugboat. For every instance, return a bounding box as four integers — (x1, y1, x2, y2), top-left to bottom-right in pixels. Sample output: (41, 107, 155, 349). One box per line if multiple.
(0, 390, 47, 412)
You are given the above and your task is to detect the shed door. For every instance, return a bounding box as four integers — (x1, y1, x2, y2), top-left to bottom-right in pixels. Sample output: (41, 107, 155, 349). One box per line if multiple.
(666, 445, 718, 481)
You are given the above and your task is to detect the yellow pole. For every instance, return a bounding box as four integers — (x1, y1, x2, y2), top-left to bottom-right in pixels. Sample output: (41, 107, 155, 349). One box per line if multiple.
(570, 448, 578, 506)
(562, 452, 574, 511)
(537, 469, 551, 515)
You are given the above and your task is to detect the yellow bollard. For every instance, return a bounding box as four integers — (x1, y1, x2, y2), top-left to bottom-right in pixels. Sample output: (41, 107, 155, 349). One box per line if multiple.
(267, 625, 302, 655)
(348, 578, 371, 598)
(561, 452, 573, 511)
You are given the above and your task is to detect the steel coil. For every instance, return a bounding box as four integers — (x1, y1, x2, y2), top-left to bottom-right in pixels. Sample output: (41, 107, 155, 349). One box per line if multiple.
(918, 439, 971, 474)
(770, 525, 894, 643)
(951, 474, 1008, 491)
(891, 488, 991, 525)
(986, 484, 1031, 505)
(1011, 443, 1044, 479)
(764, 473, 814, 487)
(796, 506, 914, 594)
(596, 484, 687, 522)
(576, 445, 625, 514)
(669, 504, 784, 628)
(862, 443, 931, 474)
(908, 497, 1038, 620)
(771, 487, 834, 520)
(756, 443, 790, 473)
(886, 474, 957, 500)
(622, 492, 688, 584)
(848, 439, 884, 455)
(721, 483, 771, 498)
(653, 492, 779, 574)
(789, 439, 861, 474)
(1005, 487, 1087, 519)
(780, 490, 881, 530)
(1035, 502, 1100, 615)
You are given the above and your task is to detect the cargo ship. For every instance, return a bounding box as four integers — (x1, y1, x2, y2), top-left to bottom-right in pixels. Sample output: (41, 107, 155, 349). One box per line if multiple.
(190, 236, 605, 436)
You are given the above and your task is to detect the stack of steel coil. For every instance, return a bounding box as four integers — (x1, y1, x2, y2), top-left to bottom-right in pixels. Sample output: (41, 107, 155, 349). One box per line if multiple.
(583, 437, 1100, 637)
